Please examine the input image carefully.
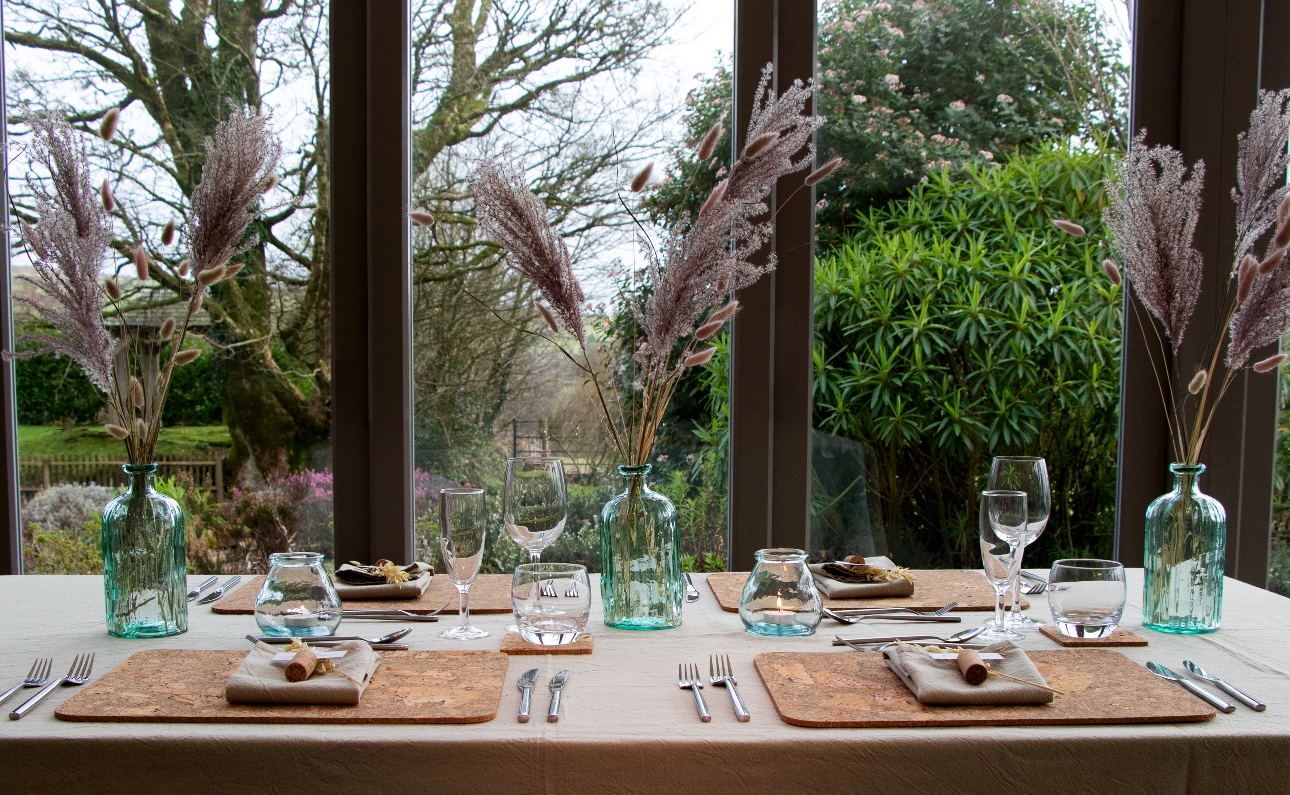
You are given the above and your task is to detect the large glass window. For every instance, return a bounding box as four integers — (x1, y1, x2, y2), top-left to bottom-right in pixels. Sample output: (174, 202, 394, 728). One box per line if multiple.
(5, 0, 332, 573)
(409, 1, 732, 574)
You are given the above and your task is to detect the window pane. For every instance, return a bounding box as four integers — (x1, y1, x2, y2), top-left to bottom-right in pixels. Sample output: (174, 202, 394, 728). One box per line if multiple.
(6, 1, 332, 573)
(410, 1, 732, 574)
(809, 0, 1130, 566)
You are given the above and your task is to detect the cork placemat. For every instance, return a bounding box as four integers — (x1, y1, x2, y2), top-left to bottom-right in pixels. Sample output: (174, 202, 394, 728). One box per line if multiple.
(56, 649, 508, 724)
(210, 574, 515, 615)
(754, 649, 1213, 728)
(500, 633, 594, 655)
(1039, 625, 1148, 647)
(705, 571, 1027, 613)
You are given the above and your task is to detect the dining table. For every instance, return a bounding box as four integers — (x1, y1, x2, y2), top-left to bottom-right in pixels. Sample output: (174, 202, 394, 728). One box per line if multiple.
(2, 569, 1289, 794)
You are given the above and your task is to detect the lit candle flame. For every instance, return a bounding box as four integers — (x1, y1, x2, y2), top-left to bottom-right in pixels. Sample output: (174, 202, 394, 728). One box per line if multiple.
(776, 594, 783, 611)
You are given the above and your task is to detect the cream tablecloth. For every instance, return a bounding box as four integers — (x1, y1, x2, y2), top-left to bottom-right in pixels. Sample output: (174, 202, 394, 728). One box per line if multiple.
(1, 571, 1289, 794)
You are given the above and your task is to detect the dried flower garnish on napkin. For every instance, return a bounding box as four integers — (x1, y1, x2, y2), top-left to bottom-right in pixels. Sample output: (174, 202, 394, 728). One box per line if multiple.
(822, 562, 916, 584)
(884, 641, 1055, 705)
(336, 560, 431, 585)
(809, 556, 915, 599)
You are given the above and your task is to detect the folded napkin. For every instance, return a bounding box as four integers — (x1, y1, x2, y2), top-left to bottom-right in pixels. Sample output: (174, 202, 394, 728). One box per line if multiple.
(883, 641, 1054, 705)
(334, 561, 432, 599)
(225, 640, 382, 706)
(809, 556, 915, 599)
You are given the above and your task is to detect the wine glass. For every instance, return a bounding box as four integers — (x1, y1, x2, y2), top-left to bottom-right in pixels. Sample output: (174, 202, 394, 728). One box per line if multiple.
(979, 489, 1028, 642)
(439, 488, 489, 640)
(502, 458, 569, 630)
(988, 456, 1050, 629)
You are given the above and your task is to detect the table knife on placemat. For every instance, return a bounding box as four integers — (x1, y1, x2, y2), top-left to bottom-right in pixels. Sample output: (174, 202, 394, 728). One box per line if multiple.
(186, 576, 218, 602)
(517, 668, 539, 723)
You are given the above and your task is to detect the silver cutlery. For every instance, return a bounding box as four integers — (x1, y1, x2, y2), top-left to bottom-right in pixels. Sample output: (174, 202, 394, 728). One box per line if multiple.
(1020, 570, 1049, 585)
(310, 642, 408, 650)
(197, 575, 242, 604)
(1183, 660, 1265, 712)
(517, 668, 539, 723)
(837, 637, 993, 652)
(684, 573, 701, 603)
(679, 663, 710, 722)
(251, 628, 411, 645)
(709, 654, 750, 722)
(547, 670, 569, 723)
(1146, 662, 1235, 713)
(832, 626, 987, 647)
(0, 658, 52, 706)
(186, 576, 219, 602)
(824, 607, 961, 624)
(1023, 580, 1047, 595)
(341, 603, 448, 622)
(829, 601, 959, 617)
(9, 653, 94, 720)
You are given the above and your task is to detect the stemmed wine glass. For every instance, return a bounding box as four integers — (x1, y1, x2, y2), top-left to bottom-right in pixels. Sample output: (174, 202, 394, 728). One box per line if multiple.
(979, 489, 1029, 642)
(988, 456, 1050, 629)
(439, 488, 489, 640)
(502, 458, 569, 630)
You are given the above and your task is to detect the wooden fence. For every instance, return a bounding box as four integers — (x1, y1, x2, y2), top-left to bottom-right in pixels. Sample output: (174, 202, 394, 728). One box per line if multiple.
(19, 454, 224, 503)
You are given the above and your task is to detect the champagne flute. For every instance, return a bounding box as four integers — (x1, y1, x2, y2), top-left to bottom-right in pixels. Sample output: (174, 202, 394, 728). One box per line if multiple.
(503, 458, 568, 629)
(439, 488, 489, 640)
(979, 489, 1028, 642)
(989, 456, 1050, 629)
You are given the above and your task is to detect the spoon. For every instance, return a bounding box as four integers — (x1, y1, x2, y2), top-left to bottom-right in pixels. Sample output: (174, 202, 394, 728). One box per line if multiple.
(253, 627, 412, 645)
(1183, 660, 1265, 711)
(831, 626, 987, 648)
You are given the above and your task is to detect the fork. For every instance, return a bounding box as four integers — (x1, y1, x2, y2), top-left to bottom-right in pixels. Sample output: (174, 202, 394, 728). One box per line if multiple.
(10, 653, 94, 720)
(678, 663, 710, 722)
(1024, 580, 1047, 595)
(541, 579, 558, 598)
(709, 654, 751, 722)
(0, 658, 52, 706)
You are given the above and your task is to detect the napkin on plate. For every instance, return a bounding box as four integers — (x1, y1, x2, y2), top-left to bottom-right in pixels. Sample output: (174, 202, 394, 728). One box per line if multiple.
(334, 561, 432, 599)
(225, 640, 382, 706)
(809, 556, 915, 598)
(883, 641, 1054, 705)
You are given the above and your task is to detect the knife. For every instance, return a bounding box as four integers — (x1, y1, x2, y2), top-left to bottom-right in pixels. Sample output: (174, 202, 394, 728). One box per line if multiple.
(517, 668, 539, 723)
(683, 573, 701, 603)
(197, 575, 241, 604)
(547, 670, 569, 723)
(1183, 660, 1266, 711)
(1146, 662, 1235, 713)
(186, 576, 218, 602)
(824, 608, 961, 624)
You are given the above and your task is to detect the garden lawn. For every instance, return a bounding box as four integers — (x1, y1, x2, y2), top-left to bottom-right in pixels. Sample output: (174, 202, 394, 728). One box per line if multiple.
(18, 425, 232, 460)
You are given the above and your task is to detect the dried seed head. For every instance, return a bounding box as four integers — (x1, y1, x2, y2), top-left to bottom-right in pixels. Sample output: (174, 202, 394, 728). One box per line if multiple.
(709, 300, 740, 323)
(1254, 353, 1288, 373)
(684, 347, 718, 367)
(697, 122, 724, 161)
(223, 263, 244, 280)
(174, 348, 202, 366)
(20, 220, 46, 260)
(743, 131, 779, 160)
(410, 210, 435, 227)
(805, 156, 844, 186)
(104, 423, 129, 440)
(159, 317, 176, 341)
(1187, 369, 1207, 394)
(1238, 255, 1258, 302)
(129, 376, 144, 408)
(1102, 259, 1122, 286)
(575, 281, 585, 303)
(134, 245, 149, 281)
(1276, 221, 1290, 251)
(1259, 247, 1285, 275)
(536, 302, 559, 333)
(104, 278, 122, 301)
(716, 279, 727, 292)
(1053, 219, 1086, 236)
(134, 418, 147, 438)
(261, 174, 279, 193)
(178, 260, 190, 278)
(699, 179, 729, 217)
(161, 219, 176, 246)
(155, 373, 165, 388)
(99, 107, 120, 141)
(1280, 194, 1290, 227)
(630, 162, 654, 193)
(694, 319, 725, 340)
(101, 179, 114, 212)
(197, 264, 227, 287)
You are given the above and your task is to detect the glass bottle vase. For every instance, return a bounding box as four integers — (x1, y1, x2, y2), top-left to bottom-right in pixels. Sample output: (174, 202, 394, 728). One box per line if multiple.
(101, 463, 188, 638)
(598, 464, 682, 630)
(1143, 463, 1225, 634)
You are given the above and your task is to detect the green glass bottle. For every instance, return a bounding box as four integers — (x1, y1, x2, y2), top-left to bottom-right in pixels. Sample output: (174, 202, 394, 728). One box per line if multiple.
(1143, 463, 1225, 634)
(599, 464, 682, 630)
(101, 463, 188, 638)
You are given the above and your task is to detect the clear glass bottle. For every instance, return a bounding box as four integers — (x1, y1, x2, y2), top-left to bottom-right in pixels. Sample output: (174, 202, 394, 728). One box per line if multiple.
(739, 548, 822, 636)
(255, 552, 343, 637)
(1143, 464, 1225, 634)
(101, 463, 188, 638)
(599, 464, 682, 630)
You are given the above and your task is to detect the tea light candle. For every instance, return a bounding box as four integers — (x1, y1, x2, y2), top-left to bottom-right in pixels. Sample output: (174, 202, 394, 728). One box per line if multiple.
(283, 610, 319, 629)
(762, 594, 796, 625)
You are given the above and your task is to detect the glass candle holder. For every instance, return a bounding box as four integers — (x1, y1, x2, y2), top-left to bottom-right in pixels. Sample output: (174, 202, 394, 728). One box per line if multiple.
(738, 548, 822, 636)
(254, 552, 342, 637)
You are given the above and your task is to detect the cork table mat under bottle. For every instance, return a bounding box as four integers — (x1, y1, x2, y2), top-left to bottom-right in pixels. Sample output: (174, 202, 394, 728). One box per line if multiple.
(55, 649, 508, 724)
(210, 574, 516, 614)
(754, 649, 1214, 728)
(704, 571, 1027, 613)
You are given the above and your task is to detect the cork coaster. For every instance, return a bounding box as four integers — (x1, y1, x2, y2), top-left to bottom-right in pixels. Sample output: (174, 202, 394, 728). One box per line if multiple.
(705, 570, 1027, 613)
(500, 633, 594, 655)
(755, 649, 1213, 727)
(1039, 625, 1148, 647)
(211, 573, 516, 615)
(56, 649, 508, 724)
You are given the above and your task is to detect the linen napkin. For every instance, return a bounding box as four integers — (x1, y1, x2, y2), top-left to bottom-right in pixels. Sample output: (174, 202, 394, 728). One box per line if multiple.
(225, 640, 382, 706)
(334, 561, 432, 599)
(809, 556, 915, 598)
(883, 641, 1054, 705)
